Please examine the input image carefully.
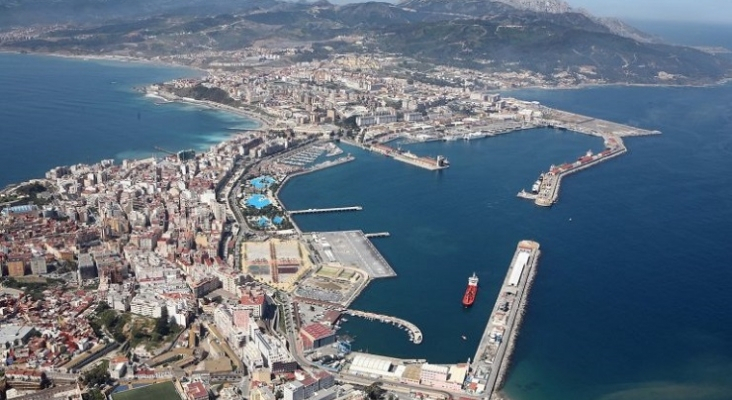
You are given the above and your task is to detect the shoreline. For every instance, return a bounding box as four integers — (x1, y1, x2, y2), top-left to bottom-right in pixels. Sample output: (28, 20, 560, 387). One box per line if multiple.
(150, 90, 271, 131)
(0, 50, 210, 76)
(2, 50, 730, 91)
(508, 76, 732, 92)
(0, 49, 727, 400)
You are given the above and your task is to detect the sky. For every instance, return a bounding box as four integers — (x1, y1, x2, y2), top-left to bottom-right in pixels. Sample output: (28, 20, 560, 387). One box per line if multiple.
(567, 0, 732, 23)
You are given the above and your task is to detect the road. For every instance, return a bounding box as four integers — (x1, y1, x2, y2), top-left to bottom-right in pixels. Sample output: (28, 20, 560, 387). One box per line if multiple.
(274, 292, 317, 375)
(335, 371, 477, 400)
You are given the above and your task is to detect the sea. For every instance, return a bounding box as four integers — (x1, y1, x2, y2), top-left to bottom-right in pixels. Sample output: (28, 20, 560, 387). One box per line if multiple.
(0, 53, 258, 188)
(2, 20, 732, 400)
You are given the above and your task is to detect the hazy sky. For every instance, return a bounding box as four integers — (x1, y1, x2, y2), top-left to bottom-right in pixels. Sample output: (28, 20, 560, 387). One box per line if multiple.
(567, 0, 732, 23)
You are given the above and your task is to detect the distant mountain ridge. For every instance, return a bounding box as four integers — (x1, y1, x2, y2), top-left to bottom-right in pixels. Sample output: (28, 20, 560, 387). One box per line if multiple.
(398, 0, 657, 42)
(494, 0, 573, 14)
(0, 0, 729, 85)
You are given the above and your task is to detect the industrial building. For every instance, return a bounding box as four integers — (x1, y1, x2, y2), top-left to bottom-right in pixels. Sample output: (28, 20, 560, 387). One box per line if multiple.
(508, 250, 530, 286)
(347, 354, 395, 377)
(299, 323, 336, 350)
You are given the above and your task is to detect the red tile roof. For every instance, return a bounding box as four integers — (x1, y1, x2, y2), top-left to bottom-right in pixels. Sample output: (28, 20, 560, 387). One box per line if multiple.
(300, 323, 334, 340)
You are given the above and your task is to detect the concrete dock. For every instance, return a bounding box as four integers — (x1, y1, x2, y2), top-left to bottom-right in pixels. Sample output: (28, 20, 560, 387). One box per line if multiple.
(340, 309, 423, 344)
(492, 98, 660, 207)
(290, 206, 363, 215)
(364, 232, 391, 238)
(531, 136, 627, 207)
(367, 142, 449, 171)
(470, 240, 540, 399)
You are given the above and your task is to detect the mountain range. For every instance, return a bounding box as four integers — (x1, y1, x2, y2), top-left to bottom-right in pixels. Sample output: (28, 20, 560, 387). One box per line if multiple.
(1, 0, 730, 85)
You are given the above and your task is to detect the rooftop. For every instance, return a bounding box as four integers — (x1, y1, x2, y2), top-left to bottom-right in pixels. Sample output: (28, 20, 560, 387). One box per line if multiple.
(301, 323, 335, 340)
(187, 382, 208, 398)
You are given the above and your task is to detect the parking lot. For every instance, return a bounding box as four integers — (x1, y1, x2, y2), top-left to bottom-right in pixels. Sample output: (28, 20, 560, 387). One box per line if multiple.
(309, 231, 396, 278)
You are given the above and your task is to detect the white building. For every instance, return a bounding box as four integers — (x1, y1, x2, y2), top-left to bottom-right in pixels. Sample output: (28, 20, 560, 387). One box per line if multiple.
(284, 381, 305, 400)
(348, 354, 394, 378)
(130, 295, 163, 318)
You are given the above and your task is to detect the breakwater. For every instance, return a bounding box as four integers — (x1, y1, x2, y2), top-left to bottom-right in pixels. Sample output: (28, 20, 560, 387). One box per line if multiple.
(492, 247, 540, 394)
(470, 240, 540, 399)
(341, 309, 423, 344)
(533, 143, 627, 207)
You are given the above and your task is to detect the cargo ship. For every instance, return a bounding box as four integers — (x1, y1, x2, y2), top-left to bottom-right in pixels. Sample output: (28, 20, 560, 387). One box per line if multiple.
(462, 273, 479, 307)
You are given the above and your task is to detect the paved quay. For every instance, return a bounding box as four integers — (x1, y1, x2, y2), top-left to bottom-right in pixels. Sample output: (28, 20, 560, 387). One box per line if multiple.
(509, 102, 660, 206)
(470, 240, 540, 399)
(310, 231, 397, 279)
(531, 136, 627, 207)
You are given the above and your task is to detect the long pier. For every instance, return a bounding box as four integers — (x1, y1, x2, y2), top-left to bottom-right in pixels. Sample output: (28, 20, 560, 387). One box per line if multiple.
(367, 143, 449, 171)
(365, 232, 390, 238)
(476, 98, 659, 207)
(341, 309, 423, 344)
(531, 136, 627, 207)
(535, 147, 626, 206)
(289, 206, 363, 215)
(471, 240, 540, 399)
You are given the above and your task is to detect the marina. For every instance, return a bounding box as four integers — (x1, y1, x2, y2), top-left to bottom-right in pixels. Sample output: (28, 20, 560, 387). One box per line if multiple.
(276, 145, 327, 167)
(340, 309, 423, 344)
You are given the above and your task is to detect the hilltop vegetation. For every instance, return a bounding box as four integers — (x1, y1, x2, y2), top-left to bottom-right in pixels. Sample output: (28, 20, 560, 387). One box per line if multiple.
(1, 0, 730, 85)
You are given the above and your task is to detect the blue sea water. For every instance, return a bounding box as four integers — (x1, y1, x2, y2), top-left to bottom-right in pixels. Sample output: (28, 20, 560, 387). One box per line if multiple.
(628, 19, 732, 50)
(279, 83, 732, 400)
(0, 53, 257, 188)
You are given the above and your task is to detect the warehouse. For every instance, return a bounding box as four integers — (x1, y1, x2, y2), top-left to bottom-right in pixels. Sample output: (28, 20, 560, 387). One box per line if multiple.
(508, 250, 530, 286)
(348, 354, 395, 378)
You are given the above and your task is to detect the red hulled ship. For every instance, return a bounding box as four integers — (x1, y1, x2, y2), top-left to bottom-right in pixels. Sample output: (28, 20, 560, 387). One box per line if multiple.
(462, 273, 479, 307)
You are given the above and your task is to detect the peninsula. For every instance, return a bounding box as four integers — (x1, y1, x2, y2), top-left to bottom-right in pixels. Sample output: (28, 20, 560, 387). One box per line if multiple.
(0, 0, 679, 399)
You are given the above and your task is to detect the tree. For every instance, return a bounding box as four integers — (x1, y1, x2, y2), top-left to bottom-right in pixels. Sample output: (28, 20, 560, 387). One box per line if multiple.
(365, 382, 385, 400)
(83, 389, 106, 400)
(155, 307, 170, 337)
(95, 301, 111, 314)
(81, 363, 110, 387)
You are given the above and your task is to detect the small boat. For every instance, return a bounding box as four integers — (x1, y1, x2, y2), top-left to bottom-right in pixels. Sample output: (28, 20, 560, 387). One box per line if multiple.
(461, 335, 467, 340)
